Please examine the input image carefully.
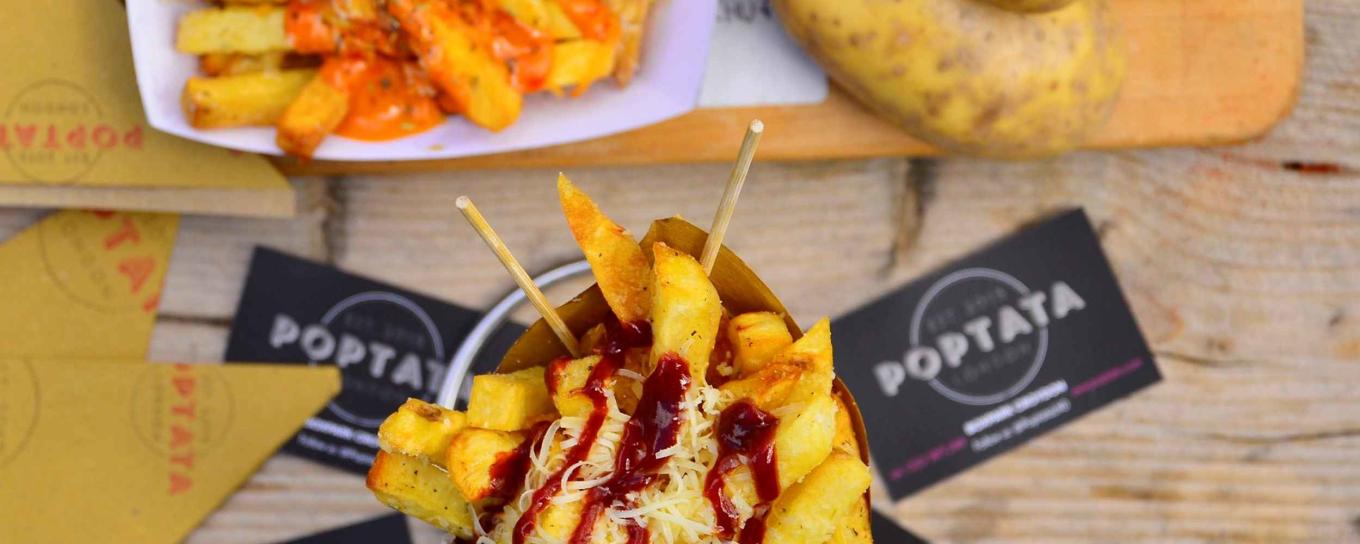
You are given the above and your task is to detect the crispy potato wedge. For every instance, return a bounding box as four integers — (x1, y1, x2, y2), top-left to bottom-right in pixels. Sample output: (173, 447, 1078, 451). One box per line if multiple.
(773, 393, 838, 490)
(446, 428, 527, 501)
(606, 0, 650, 85)
(467, 366, 556, 431)
(764, 453, 872, 544)
(547, 354, 603, 418)
(557, 174, 652, 323)
(198, 52, 287, 77)
(366, 451, 474, 538)
(719, 362, 806, 412)
(388, 0, 521, 131)
(377, 398, 467, 463)
(650, 242, 722, 383)
(181, 69, 314, 128)
(538, 499, 586, 540)
(829, 494, 874, 544)
(545, 40, 618, 94)
(275, 65, 350, 157)
(728, 311, 794, 375)
(831, 394, 861, 457)
(176, 7, 289, 54)
(497, 0, 578, 38)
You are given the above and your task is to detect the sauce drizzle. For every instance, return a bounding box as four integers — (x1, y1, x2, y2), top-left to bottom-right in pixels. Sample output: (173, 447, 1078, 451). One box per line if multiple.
(568, 353, 692, 544)
(704, 400, 780, 541)
(512, 319, 651, 544)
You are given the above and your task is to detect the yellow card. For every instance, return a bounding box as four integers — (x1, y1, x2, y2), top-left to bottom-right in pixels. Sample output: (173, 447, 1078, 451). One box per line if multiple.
(0, 0, 294, 216)
(0, 359, 340, 543)
(0, 210, 178, 359)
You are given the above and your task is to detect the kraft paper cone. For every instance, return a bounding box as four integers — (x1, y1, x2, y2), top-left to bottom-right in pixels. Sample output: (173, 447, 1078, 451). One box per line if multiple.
(0, 359, 341, 543)
(0, 210, 178, 360)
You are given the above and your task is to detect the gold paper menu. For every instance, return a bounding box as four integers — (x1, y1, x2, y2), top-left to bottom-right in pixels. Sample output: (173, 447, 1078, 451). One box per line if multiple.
(0, 359, 341, 543)
(0, 0, 295, 217)
(0, 209, 177, 359)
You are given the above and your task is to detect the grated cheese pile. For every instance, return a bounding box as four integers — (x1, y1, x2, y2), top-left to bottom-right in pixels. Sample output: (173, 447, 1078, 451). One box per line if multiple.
(476, 381, 739, 544)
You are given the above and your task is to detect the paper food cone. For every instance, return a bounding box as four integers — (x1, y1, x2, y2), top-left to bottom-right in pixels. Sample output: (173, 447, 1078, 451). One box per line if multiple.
(497, 217, 873, 511)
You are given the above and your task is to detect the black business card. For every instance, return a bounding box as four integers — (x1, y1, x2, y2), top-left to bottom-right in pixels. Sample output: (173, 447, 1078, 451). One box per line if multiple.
(226, 247, 524, 474)
(279, 513, 413, 544)
(835, 209, 1161, 500)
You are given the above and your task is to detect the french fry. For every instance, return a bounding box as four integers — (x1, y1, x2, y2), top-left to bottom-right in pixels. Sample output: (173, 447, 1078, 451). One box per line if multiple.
(772, 393, 838, 490)
(545, 39, 617, 94)
(181, 69, 315, 128)
(650, 242, 722, 383)
(198, 52, 287, 77)
(606, 0, 650, 85)
(557, 174, 652, 324)
(829, 495, 874, 544)
(831, 394, 861, 457)
(547, 355, 604, 417)
(366, 451, 475, 538)
(764, 453, 872, 544)
(718, 362, 807, 412)
(176, 7, 289, 54)
(377, 398, 467, 463)
(446, 428, 527, 501)
(275, 62, 352, 157)
(498, 0, 582, 39)
(388, 0, 522, 131)
(467, 366, 556, 431)
(728, 311, 794, 375)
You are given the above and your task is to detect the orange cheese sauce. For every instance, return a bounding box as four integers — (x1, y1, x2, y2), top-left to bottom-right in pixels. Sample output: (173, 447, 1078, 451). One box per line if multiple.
(331, 58, 445, 141)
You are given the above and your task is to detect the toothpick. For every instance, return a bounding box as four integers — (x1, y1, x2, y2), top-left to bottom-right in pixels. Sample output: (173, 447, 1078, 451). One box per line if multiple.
(700, 119, 764, 275)
(456, 196, 582, 357)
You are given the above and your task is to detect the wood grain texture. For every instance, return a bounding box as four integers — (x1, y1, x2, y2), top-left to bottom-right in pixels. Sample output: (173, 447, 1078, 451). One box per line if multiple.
(276, 0, 1303, 175)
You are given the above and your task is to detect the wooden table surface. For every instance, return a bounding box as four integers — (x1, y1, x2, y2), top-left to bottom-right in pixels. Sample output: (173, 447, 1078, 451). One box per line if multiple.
(1, 2, 1355, 542)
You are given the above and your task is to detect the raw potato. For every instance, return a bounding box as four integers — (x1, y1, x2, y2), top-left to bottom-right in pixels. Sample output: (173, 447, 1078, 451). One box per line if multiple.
(773, 0, 1126, 158)
(558, 174, 652, 323)
(466, 366, 556, 431)
(377, 398, 467, 464)
(446, 428, 526, 501)
(728, 311, 794, 375)
(181, 69, 314, 128)
(981, 0, 1078, 12)
(366, 451, 475, 538)
(650, 242, 722, 383)
(763, 453, 872, 544)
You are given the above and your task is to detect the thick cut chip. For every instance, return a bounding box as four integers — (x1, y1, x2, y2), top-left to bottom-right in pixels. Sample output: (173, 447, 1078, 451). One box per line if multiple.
(446, 428, 527, 501)
(728, 311, 794, 376)
(467, 366, 556, 431)
(366, 451, 474, 538)
(388, 0, 521, 131)
(557, 174, 652, 323)
(176, 7, 289, 54)
(377, 398, 467, 463)
(181, 69, 314, 129)
(764, 453, 872, 544)
(829, 495, 873, 544)
(650, 242, 722, 383)
(545, 40, 618, 93)
(769, 317, 833, 374)
(547, 355, 603, 418)
(275, 66, 350, 157)
(605, 0, 650, 85)
(831, 394, 861, 457)
(773, 393, 838, 490)
(719, 362, 806, 412)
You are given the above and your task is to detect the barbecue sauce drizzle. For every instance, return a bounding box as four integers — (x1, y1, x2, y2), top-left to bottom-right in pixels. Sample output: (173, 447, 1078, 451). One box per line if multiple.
(511, 319, 651, 544)
(705, 400, 781, 543)
(568, 352, 692, 544)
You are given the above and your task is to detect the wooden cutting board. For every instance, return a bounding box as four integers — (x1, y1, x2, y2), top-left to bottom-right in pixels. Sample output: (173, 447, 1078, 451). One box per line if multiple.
(280, 0, 1303, 175)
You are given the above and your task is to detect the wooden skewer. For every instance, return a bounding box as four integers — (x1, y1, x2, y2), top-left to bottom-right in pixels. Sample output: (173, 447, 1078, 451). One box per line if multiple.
(456, 196, 582, 358)
(700, 119, 764, 275)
